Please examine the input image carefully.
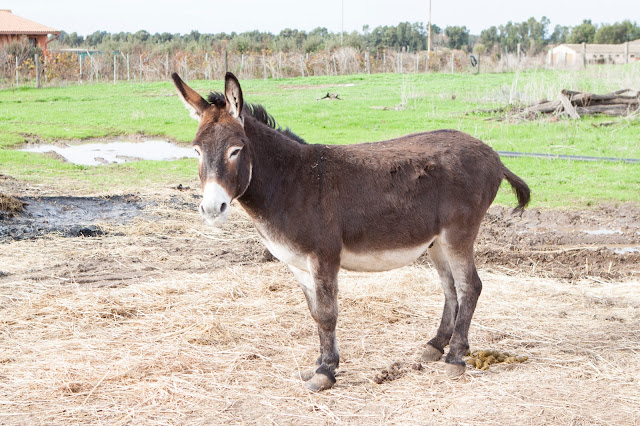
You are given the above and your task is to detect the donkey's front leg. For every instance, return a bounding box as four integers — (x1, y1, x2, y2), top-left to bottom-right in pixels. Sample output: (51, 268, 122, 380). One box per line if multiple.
(289, 261, 340, 392)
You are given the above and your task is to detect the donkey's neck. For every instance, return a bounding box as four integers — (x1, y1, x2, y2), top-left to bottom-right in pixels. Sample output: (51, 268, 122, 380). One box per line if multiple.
(237, 117, 307, 220)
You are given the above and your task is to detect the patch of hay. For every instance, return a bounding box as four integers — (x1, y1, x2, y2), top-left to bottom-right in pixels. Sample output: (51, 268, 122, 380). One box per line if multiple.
(0, 193, 26, 214)
(1, 205, 639, 424)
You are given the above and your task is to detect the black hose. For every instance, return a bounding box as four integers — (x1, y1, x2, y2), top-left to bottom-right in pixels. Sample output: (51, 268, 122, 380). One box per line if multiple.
(496, 151, 640, 164)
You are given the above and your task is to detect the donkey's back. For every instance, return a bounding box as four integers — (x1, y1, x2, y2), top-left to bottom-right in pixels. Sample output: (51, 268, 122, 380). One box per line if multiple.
(315, 129, 521, 260)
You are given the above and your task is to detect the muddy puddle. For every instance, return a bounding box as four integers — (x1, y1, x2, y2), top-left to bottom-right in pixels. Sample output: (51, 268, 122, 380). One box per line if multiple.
(0, 195, 148, 240)
(20, 140, 197, 166)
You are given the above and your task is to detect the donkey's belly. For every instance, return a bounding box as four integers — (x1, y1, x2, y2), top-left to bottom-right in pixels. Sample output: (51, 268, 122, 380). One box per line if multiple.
(340, 241, 434, 272)
(254, 220, 434, 273)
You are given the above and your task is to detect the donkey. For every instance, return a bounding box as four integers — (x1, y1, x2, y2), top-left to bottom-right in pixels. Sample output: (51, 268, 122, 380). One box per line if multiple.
(172, 72, 530, 392)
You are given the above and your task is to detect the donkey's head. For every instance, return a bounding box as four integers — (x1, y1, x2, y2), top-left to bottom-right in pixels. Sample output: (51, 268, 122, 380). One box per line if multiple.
(172, 72, 252, 226)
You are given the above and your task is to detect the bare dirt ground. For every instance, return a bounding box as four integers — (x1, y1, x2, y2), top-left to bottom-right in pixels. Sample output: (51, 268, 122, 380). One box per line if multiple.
(1, 176, 639, 424)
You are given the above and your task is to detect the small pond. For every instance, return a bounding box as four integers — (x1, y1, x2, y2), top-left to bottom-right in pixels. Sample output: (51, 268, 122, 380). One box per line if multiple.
(21, 140, 197, 166)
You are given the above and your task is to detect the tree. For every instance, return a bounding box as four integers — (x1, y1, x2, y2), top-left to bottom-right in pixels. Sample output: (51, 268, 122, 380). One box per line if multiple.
(85, 30, 107, 46)
(445, 26, 469, 50)
(548, 25, 570, 44)
(594, 21, 640, 44)
(526, 16, 549, 53)
(480, 26, 500, 51)
(568, 20, 596, 44)
(134, 30, 150, 43)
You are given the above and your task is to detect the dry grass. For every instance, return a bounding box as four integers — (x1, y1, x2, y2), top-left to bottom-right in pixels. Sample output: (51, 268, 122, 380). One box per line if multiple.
(0, 193, 25, 214)
(1, 207, 639, 424)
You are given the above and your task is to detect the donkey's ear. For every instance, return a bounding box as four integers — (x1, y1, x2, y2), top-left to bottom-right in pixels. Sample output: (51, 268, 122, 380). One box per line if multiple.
(172, 73, 210, 122)
(224, 72, 244, 125)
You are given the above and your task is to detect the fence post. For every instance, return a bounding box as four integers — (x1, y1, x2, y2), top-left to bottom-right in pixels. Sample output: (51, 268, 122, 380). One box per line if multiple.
(366, 52, 370, 74)
(139, 55, 142, 81)
(582, 42, 587, 68)
(127, 53, 130, 80)
(383, 52, 386, 73)
(183, 57, 188, 81)
(415, 53, 419, 73)
(224, 50, 228, 73)
(451, 52, 454, 73)
(278, 52, 282, 78)
(625, 41, 629, 64)
(15, 56, 19, 86)
(79, 54, 82, 80)
(113, 54, 117, 84)
(35, 54, 41, 88)
(262, 54, 267, 80)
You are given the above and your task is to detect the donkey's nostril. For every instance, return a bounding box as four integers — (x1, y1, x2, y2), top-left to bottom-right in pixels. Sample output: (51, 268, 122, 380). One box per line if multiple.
(220, 202, 228, 213)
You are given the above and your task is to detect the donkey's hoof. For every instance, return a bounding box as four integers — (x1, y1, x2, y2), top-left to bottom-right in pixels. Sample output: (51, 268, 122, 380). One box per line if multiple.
(297, 368, 316, 382)
(445, 362, 466, 378)
(303, 373, 336, 392)
(421, 344, 444, 362)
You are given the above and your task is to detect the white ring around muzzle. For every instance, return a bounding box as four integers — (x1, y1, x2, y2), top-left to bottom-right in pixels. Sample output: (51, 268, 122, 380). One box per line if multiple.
(200, 181, 232, 226)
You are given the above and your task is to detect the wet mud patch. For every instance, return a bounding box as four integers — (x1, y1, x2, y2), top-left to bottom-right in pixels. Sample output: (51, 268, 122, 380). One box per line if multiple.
(0, 195, 148, 241)
(469, 204, 640, 280)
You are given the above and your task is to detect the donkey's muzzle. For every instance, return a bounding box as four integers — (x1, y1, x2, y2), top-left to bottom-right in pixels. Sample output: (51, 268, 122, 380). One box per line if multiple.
(200, 181, 231, 226)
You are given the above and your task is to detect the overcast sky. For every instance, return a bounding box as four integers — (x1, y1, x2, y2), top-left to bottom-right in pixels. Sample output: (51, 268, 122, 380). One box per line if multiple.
(4, 0, 639, 36)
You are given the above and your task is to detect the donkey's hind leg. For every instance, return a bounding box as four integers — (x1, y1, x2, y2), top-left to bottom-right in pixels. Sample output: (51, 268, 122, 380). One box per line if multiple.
(289, 262, 340, 392)
(439, 234, 483, 378)
(422, 239, 457, 362)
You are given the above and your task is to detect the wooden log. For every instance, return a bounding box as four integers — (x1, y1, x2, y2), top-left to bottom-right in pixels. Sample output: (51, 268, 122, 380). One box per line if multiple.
(575, 104, 636, 116)
(562, 89, 639, 106)
(558, 94, 580, 119)
(525, 100, 561, 114)
(563, 88, 638, 98)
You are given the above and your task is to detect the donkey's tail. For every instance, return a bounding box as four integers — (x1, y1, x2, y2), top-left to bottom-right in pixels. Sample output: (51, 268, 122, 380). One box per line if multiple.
(502, 165, 531, 213)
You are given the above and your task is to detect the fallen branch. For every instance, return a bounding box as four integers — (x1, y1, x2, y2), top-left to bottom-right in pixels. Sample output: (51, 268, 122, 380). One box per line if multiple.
(558, 94, 580, 119)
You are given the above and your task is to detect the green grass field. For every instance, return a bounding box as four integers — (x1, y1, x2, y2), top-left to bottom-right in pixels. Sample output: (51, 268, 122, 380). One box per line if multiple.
(1, 65, 639, 208)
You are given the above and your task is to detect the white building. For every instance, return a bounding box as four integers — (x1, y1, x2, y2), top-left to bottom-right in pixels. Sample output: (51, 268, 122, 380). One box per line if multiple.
(548, 39, 640, 67)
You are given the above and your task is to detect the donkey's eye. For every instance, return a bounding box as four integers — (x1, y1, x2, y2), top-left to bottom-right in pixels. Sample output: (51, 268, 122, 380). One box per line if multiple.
(228, 147, 242, 160)
(194, 146, 202, 156)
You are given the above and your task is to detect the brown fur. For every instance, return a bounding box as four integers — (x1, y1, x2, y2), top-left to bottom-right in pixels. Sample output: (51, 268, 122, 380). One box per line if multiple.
(172, 72, 531, 391)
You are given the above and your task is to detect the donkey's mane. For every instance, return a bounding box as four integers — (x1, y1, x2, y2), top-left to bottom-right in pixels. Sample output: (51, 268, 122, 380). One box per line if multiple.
(207, 92, 306, 144)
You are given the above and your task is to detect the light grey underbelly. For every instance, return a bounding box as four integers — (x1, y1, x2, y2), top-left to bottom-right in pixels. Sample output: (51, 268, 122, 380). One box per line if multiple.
(257, 226, 433, 273)
(339, 242, 433, 272)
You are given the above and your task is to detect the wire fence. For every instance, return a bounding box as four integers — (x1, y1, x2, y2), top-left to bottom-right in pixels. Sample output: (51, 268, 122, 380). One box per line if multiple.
(0, 47, 548, 88)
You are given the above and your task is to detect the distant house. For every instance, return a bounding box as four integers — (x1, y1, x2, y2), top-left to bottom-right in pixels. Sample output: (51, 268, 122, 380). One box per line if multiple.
(0, 9, 60, 51)
(548, 39, 640, 66)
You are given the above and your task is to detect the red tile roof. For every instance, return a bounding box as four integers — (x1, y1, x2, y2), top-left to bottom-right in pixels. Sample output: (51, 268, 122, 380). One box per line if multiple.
(0, 9, 60, 35)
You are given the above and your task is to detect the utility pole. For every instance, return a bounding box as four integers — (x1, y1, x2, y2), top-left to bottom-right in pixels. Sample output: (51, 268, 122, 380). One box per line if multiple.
(341, 0, 344, 46)
(427, 0, 432, 55)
